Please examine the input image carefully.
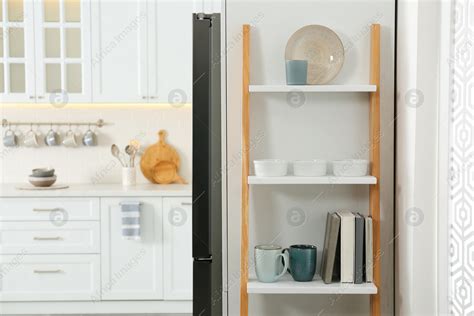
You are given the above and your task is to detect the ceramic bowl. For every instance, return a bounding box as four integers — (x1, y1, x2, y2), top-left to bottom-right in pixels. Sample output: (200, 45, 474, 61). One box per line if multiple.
(293, 160, 327, 176)
(332, 159, 369, 177)
(28, 175, 57, 187)
(254, 159, 288, 177)
(32, 168, 55, 177)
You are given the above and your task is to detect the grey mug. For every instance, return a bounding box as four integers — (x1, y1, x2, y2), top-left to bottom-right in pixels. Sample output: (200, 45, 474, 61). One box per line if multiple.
(82, 128, 97, 146)
(45, 128, 60, 146)
(3, 128, 18, 147)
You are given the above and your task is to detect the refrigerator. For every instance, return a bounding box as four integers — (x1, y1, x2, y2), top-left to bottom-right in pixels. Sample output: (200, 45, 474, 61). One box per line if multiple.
(192, 13, 223, 316)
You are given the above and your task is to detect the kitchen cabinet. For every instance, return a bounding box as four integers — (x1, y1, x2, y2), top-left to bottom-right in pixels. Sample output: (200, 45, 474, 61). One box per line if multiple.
(100, 197, 164, 300)
(0, 221, 100, 254)
(91, 0, 192, 103)
(0, 254, 100, 301)
(33, 0, 92, 103)
(1, 0, 192, 104)
(0, 185, 193, 314)
(0, 197, 100, 221)
(0, 0, 92, 103)
(90, 0, 148, 103)
(0, 0, 35, 102)
(163, 197, 193, 300)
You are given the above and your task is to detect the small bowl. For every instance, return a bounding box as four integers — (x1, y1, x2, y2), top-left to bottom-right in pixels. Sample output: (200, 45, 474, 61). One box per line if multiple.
(332, 159, 369, 177)
(32, 168, 55, 177)
(293, 160, 327, 176)
(254, 159, 288, 177)
(28, 175, 57, 187)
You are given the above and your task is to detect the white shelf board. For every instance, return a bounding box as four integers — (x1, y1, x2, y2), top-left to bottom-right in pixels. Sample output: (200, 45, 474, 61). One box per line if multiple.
(249, 84, 377, 93)
(248, 175, 377, 185)
(247, 276, 377, 295)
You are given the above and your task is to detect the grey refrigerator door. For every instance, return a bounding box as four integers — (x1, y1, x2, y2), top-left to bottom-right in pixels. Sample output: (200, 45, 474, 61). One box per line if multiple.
(192, 13, 222, 316)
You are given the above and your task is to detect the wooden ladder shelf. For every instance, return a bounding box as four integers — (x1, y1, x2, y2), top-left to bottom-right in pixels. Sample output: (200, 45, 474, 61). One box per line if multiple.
(240, 24, 381, 316)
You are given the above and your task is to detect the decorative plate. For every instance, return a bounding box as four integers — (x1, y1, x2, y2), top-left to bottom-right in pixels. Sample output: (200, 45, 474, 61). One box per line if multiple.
(285, 25, 345, 84)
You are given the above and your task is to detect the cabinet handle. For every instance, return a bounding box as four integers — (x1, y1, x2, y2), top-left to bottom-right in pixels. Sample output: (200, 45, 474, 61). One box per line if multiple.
(149, 96, 156, 99)
(29, 96, 35, 99)
(37, 96, 44, 99)
(142, 96, 147, 100)
(34, 269, 62, 274)
(33, 208, 60, 212)
(181, 202, 192, 206)
(33, 236, 63, 241)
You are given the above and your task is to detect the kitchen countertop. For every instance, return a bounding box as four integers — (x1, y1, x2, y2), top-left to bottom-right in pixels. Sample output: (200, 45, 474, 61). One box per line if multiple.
(0, 183, 192, 197)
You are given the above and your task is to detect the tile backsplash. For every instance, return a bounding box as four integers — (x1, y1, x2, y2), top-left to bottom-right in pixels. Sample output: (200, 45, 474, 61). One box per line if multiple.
(0, 106, 191, 184)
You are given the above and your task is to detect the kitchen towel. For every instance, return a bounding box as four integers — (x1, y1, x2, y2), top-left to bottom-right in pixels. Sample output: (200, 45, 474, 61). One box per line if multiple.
(120, 201, 142, 241)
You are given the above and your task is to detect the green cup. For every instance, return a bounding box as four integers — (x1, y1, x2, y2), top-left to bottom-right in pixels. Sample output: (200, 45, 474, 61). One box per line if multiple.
(283, 244, 317, 282)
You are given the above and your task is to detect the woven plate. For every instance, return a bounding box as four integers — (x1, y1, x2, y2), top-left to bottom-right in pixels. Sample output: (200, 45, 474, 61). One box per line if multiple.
(16, 184, 70, 191)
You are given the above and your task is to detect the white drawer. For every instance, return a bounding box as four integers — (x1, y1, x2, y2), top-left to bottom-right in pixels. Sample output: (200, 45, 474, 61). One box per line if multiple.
(0, 255, 100, 301)
(0, 222, 100, 254)
(0, 198, 100, 221)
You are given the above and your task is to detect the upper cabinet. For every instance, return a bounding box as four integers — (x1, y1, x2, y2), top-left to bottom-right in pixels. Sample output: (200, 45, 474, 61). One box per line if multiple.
(0, 0, 91, 104)
(91, 0, 192, 103)
(1, 0, 192, 104)
(0, 0, 35, 102)
(34, 0, 92, 103)
(90, 0, 148, 103)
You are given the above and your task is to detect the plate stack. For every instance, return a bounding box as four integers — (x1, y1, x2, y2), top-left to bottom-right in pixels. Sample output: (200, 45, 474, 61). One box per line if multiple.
(28, 168, 57, 187)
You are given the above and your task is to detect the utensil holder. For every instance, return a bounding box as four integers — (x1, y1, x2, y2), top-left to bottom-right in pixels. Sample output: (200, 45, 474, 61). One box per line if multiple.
(122, 167, 136, 186)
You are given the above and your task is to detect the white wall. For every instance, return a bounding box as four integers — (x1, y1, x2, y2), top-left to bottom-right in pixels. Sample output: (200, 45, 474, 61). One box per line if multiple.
(226, 0, 395, 315)
(395, 1, 448, 315)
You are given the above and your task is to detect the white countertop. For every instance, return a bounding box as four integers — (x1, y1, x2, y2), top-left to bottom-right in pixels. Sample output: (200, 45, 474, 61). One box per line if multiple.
(0, 183, 192, 197)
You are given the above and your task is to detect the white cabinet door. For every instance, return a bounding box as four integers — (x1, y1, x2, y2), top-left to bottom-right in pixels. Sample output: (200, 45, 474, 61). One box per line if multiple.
(100, 198, 163, 300)
(147, 0, 192, 104)
(91, 0, 148, 103)
(0, 0, 36, 103)
(33, 0, 92, 104)
(163, 197, 192, 300)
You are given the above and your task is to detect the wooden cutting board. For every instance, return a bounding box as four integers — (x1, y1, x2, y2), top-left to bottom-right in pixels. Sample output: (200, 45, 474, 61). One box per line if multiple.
(140, 130, 186, 184)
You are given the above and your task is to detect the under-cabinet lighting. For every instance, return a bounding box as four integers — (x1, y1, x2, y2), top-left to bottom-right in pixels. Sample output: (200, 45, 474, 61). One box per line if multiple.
(0, 103, 192, 109)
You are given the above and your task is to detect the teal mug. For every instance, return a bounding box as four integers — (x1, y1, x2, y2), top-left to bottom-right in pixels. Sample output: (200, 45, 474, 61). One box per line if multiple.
(283, 244, 317, 282)
(255, 245, 289, 283)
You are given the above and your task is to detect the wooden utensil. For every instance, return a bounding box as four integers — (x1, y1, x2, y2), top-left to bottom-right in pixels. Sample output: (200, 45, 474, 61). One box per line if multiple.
(140, 130, 186, 184)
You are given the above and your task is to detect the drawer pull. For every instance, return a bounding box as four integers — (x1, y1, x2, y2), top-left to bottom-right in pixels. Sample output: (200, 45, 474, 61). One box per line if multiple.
(33, 208, 61, 212)
(181, 202, 192, 206)
(33, 236, 63, 241)
(34, 269, 62, 274)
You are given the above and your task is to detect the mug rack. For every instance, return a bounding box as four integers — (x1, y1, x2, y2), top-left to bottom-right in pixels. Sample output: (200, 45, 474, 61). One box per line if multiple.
(1, 119, 107, 128)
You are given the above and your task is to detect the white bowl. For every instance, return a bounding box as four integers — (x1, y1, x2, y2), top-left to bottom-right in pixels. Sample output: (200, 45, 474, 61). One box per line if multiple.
(254, 159, 288, 177)
(293, 160, 327, 176)
(332, 159, 369, 177)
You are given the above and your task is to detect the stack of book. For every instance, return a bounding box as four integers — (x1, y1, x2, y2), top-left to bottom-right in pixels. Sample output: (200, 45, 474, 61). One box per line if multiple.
(320, 211, 373, 284)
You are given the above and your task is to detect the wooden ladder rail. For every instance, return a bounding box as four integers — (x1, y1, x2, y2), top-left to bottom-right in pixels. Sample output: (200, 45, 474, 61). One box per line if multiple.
(240, 24, 250, 316)
(369, 23, 381, 316)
